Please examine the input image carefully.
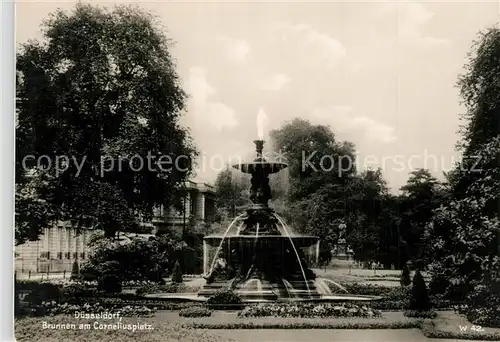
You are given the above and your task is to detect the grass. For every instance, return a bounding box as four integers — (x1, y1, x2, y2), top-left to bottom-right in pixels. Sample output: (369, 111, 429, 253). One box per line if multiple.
(156, 311, 422, 329)
(421, 311, 500, 341)
(15, 315, 234, 342)
(15, 310, 500, 341)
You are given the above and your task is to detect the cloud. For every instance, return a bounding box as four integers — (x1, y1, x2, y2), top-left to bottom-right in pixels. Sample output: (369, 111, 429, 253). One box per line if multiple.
(217, 36, 251, 63)
(379, 1, 450, 47)
(279, 23, 346, 68)
(260, 73, 290, 91)
(313, 106, 397, 143)
(184, 66, 238, 130)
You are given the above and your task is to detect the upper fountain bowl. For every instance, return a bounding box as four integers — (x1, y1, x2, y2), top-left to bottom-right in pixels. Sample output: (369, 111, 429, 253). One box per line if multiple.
(232, 160, 288, 174)
(232, 140, 288, 174)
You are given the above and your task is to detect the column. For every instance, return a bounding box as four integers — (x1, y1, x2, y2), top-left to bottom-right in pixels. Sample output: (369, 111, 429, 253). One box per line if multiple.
(184, 192, 191, 217)
(203, 240, 208, 275)
(43, 228, 49, 256)
(315, 240, 320, 264)
(66, 227, 71, 260)
(75, 230, 80, 261)
(196, 193, 205, 220)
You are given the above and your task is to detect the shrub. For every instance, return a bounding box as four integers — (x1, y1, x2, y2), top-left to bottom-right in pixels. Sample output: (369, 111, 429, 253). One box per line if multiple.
(14, 288, 21, 316)
(342, 283, 394, 296)
(206, 290, 243, 310)
(26, 302, 156, 317)
(97, 275, 122, 294)
(79, 262, 99, 281)
(238, 303, 381, 318)
(136, 283, 159, 296)
(409, 270, 431, 311)
(60, 282, 97, 303)
(171, 261, 183, 283)
(465, 278, 500, 328)
(404, 310, 437, 318)
(70, 261, 80, 280)
(22, 283, 62, 305)
(400, 264, 411, 287)
(179, 306, 213, 318)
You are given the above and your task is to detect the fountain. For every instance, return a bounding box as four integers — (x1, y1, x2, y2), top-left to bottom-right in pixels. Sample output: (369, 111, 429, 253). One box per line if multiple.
(143, 111, 381, 303)
(197, 137, 380, 302)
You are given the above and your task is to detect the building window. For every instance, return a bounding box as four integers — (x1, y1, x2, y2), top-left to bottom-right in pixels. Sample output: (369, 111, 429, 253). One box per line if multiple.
(73, 252, 78, 259)
(57, 252, 62, 259)
(40, 251, 50, 259)
(65, 252, 71, 259)
(80, 252, 85, 260)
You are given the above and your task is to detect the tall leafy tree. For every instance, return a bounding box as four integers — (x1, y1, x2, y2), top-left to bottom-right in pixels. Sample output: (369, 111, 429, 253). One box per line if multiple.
(15, 5, 197, 243)
(213, 167, 248, 220)
(427, 27, 500, 327)
(398, 169, 442, 268)
(270, 118, 357, 201)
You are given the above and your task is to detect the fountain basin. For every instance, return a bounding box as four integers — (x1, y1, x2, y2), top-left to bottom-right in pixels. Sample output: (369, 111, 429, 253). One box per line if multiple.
(142, 292, 383, 303)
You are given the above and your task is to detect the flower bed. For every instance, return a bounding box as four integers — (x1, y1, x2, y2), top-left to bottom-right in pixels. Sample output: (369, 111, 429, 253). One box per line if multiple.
(341, 283, 396, 296)
(237, 303, 381, 318)
(403, 310, 437, 319)
(206, 290, 244, 310)
(136, 282, 202, 296)
(25, 301, 156, 317)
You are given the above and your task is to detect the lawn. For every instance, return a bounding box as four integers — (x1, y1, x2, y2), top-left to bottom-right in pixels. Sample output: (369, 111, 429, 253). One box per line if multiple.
(15, 315, 234, 342)
(16, 310, 500, 341)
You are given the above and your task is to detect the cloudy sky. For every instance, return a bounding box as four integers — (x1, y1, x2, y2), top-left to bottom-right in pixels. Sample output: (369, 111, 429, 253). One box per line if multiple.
(17, 0, 500, 192)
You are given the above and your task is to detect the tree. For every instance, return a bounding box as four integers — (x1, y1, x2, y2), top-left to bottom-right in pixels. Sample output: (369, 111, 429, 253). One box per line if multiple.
(427, 27, 500, 327)
(15, 4, 196, 243)
(398, 169, 442, 268)
(270, 118, 357, 201)
(269, 119, 359, 237)
(81, 235, 177, 282)
(214, 167, 248, 219)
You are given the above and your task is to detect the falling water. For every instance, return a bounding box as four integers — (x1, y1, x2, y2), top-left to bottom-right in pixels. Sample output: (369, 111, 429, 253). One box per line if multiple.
(241, 278, 263, 293)
(314, 279, 332, 295)
(207, 213, 245, 274)
(282, 279, 296, 298)
(274, 214, 312, 298)
(314, 278, 349, 294)
(236, 221, 245, 235)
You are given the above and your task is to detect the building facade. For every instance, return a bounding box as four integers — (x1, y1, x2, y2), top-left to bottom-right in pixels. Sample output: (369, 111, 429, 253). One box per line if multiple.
(14, 180, 216, 274)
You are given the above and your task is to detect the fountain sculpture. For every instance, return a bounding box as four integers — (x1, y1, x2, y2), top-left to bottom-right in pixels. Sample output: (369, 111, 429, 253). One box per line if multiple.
(198, 139, 352, 301)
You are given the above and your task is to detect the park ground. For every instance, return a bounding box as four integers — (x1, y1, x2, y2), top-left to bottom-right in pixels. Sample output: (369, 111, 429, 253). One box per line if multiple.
(15, 310, 500, 342)
(15, 268, 500, 342)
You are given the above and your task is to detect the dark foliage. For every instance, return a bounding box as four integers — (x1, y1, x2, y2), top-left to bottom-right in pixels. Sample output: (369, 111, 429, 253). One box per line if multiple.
(400, 264, 411, 286)
(70, 261, 80, 280)
(206, 290, 243, 310)
(97, 275, 122, 294)
(409, 270, 431, 311)
(171, 260, 183, 283)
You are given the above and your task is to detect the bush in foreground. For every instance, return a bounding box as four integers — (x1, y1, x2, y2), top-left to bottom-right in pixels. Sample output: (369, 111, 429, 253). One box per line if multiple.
(97, 275, 122, 294)
(70, 261, 80, 280)
(171, 261, 183, 283)
(400, 264, 411, 287)
(179, 306, 213, 318)
(206, 290, 243, 310)
(409, 270, 431, 311)
(238, 303, 381, 318)
(465, 277, 500, 328)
